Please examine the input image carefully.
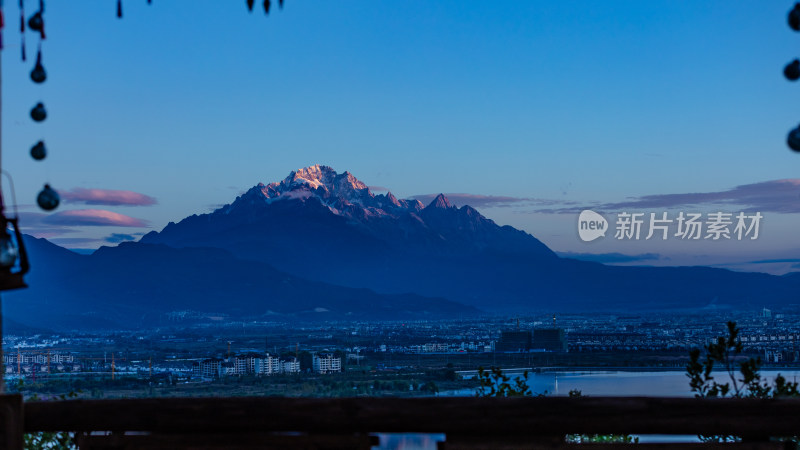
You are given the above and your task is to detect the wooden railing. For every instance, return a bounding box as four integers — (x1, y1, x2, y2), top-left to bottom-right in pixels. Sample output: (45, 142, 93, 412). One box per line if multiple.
(0, 395, 797, 449)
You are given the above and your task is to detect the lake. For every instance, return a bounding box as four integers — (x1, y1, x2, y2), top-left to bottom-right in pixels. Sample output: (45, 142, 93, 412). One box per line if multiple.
(444, 368, 800, 396)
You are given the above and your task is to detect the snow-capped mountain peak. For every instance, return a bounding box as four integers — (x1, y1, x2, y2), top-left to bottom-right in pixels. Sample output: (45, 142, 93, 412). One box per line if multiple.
(283, 165, 368, 193)
(275, 165, 369, 196)
(235, 165, 371, 205)
(226, 165, 422, 219)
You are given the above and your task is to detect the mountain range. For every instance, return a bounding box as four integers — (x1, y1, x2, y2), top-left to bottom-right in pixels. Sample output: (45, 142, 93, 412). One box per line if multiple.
(5, 235, 475, 330)
(7, 165, 800, 330)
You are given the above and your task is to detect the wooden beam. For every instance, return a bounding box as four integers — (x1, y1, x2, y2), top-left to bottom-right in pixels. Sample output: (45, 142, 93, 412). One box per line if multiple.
(0, 395, 23, 450)
(439, 444, 792, 450)
(74, 432, 379, 450)
(21, 396, 800, 437)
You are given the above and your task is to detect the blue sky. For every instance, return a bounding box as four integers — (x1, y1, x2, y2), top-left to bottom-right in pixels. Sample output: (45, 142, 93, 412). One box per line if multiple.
(2, 1, 799, 273)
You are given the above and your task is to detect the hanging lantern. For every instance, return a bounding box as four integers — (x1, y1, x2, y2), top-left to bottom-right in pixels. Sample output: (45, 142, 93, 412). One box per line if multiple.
(0, 178, 30, 291)
(30, 49, 46, 83)
(117, 0, 122, 18)
(790, 3, 800, 31)
(788, 125, 800, 152)
(0, 216, 29, 291)
(247, 0, 255, 12)
(0, 230, 18, 270)
(264, 0, 271, 15)
(36, 184, 59, 211)
(30, 102, 46, 122)
(30, 141, 46, 160)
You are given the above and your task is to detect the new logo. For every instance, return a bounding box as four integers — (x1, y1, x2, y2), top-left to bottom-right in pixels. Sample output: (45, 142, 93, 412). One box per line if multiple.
(578, 210, 608, 242)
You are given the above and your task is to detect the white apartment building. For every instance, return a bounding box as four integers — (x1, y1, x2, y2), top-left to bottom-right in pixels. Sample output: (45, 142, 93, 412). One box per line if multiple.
(280, 357, 301, 374)
(312, 353, 341, 374)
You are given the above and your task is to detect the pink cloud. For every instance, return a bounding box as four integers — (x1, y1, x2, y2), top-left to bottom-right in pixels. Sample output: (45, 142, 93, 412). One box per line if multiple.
(592, 179, 800, 214)
(42, 209, 149, 227)
(531, 179, 800, 214)
(61, 188, 157, 206)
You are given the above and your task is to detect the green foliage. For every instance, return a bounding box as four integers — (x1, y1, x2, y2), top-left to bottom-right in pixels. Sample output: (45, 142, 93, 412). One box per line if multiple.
(24, 431, 75, 450)
(565, 390, 639, 444)
(475, 366, 535, 397)
(686, 321, 800, 442)
(22, 384, 79, 450)
(420, 381, 439, 394)
(687, 321, 799, 399)
(566, 433, 639, 444)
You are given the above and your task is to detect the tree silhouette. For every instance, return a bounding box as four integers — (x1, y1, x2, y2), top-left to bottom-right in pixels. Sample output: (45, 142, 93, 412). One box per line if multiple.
(686, 321, 800, 442)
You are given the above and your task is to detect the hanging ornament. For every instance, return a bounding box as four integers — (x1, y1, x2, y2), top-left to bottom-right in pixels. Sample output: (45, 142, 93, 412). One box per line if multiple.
(788, 125, 800, 152)
(27, 12, 41, 32)
(279, 0, 283, 8)
(264, 0, 271, 15)
(790, 3, 800, 31)
(36, 184, 59, 211)
(19, 0, 24, 33)
(30, 102, 46, 122)
(19, 0, 26, 61)
(30, 48, 46, 83)
(247, 0, 255, 12)
(30, 141, 46, 161)
(117, 0, 122, 18)
(785, 60, 800, 81)
(27, 10, 44, 39)
(27, 11, 44, 40)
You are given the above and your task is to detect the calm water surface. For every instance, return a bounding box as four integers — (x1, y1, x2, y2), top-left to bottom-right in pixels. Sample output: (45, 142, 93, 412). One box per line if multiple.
(445, 369, 800, 396)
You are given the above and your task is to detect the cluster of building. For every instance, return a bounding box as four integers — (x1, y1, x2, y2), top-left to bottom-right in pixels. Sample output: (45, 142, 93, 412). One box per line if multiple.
(192, 353, 341, 380)
(10, 309, 800, 382)
(496, 328, 568, 353)
(403, 342, 495, 353)
(563, 310, 800, 358)
(3, 351, 80, 374)
(740, 331, 800, 363)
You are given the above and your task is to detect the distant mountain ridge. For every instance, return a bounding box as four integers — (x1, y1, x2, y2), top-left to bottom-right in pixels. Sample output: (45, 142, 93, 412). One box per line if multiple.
(140, 165, 800, 312)
(4, 235, 477, 330)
